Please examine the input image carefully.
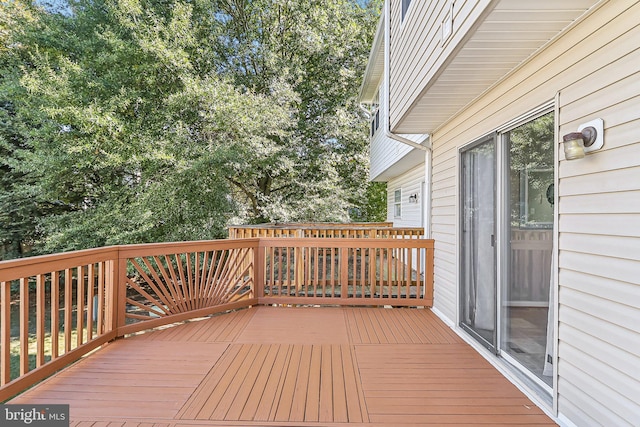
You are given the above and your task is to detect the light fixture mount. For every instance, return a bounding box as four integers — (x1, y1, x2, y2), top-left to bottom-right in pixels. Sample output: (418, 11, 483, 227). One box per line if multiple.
(561, 118, 604, 160)
(578, 118, 604, 153)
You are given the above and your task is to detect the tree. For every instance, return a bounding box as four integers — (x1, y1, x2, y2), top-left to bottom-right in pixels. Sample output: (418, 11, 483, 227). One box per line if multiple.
(0, 0, 58, 258)
(0, 0, 383, 257)
(207, 0, 382, 222)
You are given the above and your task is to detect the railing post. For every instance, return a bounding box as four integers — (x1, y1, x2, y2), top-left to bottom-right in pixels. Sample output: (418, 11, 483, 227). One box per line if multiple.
(339, 247, 348, 297)
(254, 241, 265, 302)
(105, 249, 127, 338)
(106, 256, 118, 335)
(425, 244, 434, 304)
(116, 253, 128, 337)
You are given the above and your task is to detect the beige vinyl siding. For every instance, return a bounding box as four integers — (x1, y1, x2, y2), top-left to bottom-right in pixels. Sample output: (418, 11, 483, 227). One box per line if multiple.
(386, 164, 424, 227)
(389, 0, 491, 130)
(555, 9, 640, 422)
(425, 1, 640, 424)
(431, 139, 458, 321)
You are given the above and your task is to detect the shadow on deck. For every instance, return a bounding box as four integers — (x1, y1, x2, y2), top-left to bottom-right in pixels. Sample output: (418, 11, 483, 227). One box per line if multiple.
(11, 305, 556, 426)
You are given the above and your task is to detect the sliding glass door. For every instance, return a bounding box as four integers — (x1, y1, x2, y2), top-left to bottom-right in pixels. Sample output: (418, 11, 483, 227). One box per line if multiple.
(460, 135, 496, 351)
(460, 111, 555, 387)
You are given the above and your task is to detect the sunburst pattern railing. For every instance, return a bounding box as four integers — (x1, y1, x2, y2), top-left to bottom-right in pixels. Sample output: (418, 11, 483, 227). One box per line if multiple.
(124, 248, 254, 321)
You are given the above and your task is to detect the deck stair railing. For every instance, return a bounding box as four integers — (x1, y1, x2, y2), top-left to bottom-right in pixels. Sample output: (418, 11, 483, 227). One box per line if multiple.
(0, 236, 433, 401)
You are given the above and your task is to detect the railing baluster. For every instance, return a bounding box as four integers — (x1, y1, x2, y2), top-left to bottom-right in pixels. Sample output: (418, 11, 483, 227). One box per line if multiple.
(207, 250, 228, 305)
(164, 254, 185, 312)
(320, 248, 326, 295)
(416, 247, 422, 299)
(64, 269, 72, 353)
(395, 248, 400, 298)
(407, 247, 413, 299)
(360, 248, 366, 298)
(51, 271, 59, 358)
(176, 254, 190, 312)
(376, 248, 382, 297)
(313, 247, 319, 295)
(199, 251, 210, 309)
(194, 252, 201, 309)
(36, 274, 45, 367)
(268, 245, 274, 293)
(330, 248, 335, 297)
(1, 281, 10, 385)
(76, 265, 85, 348)
(87, 264, 95, 341)
(97, 262, 105, 335)
(19, 277, 28, 376)
(202, 251, 217, 308)
(186, 253, 194, 309)
(350, 248, 356, 297)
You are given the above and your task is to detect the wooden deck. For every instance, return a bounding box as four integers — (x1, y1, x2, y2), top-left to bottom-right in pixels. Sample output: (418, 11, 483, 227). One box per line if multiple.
(10, 306, 557, 426)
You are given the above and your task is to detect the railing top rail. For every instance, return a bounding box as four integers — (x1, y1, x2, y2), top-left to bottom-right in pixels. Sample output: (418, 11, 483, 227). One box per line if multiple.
(257, 237, 434, 249)
(230, 221, 394, 227)
(0, 236, 432, 282)
(228, 222, 414, 230)
(0, 239, 263, 282)
(116, 238, 261, 258)
(229, 227, 424, 233)
(0, 246, 120, 283)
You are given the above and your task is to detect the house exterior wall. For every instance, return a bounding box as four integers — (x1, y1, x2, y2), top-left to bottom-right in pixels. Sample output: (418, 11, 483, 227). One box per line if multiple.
(425, 1, 640, 425)
(386, 163, 424, 227)
(388, 0, 491, 130)
(369, 78, 414, 181)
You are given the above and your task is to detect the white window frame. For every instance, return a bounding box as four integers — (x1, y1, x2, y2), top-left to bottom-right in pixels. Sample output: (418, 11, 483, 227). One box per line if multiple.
(394, 189, 402, 218)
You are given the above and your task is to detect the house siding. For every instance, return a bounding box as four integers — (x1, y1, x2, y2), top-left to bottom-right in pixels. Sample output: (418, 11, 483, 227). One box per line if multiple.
(386, 164, 424, 227)
(426, 1, 640, 425)
(389, 0, 491, 131)
(369, 78, 414, 181)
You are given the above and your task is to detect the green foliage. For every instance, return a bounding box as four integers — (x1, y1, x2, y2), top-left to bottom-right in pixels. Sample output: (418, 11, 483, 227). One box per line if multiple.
(0, 0, 384, 258)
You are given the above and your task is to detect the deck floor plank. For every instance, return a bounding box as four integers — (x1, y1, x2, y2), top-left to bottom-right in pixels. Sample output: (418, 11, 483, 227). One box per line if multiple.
(343, 344, 368, 423)
(288, 344, 312, 422)
(200, 344, 259, 420)
(272, 344, 303, 421)
(331, 345, 348, 423)
(10, 306, 556, 426)
(253, 344, 291, 421)
(237, 343, 279, 421)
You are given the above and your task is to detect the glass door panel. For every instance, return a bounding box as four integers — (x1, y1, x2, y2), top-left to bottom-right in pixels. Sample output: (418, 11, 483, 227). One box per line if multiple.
(502, 112, 554, 386)
(460, 136, 496, 350)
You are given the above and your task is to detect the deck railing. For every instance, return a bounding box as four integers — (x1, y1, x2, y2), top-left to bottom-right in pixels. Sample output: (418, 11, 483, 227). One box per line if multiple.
(228, 223, 424, 239)
(256, 238, 433, 306)
(0, 236, 433, 401)
(0, 247, 120, 401)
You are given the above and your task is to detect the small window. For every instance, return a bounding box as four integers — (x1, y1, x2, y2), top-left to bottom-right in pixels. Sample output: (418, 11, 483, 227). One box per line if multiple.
(394, 189, 402, 218)
(370, 89, 381, 137)
(402, 0, 412, 21)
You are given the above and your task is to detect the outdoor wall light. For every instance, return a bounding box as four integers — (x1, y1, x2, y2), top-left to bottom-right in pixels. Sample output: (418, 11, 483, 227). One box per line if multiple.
(562, 118, 604, 160)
